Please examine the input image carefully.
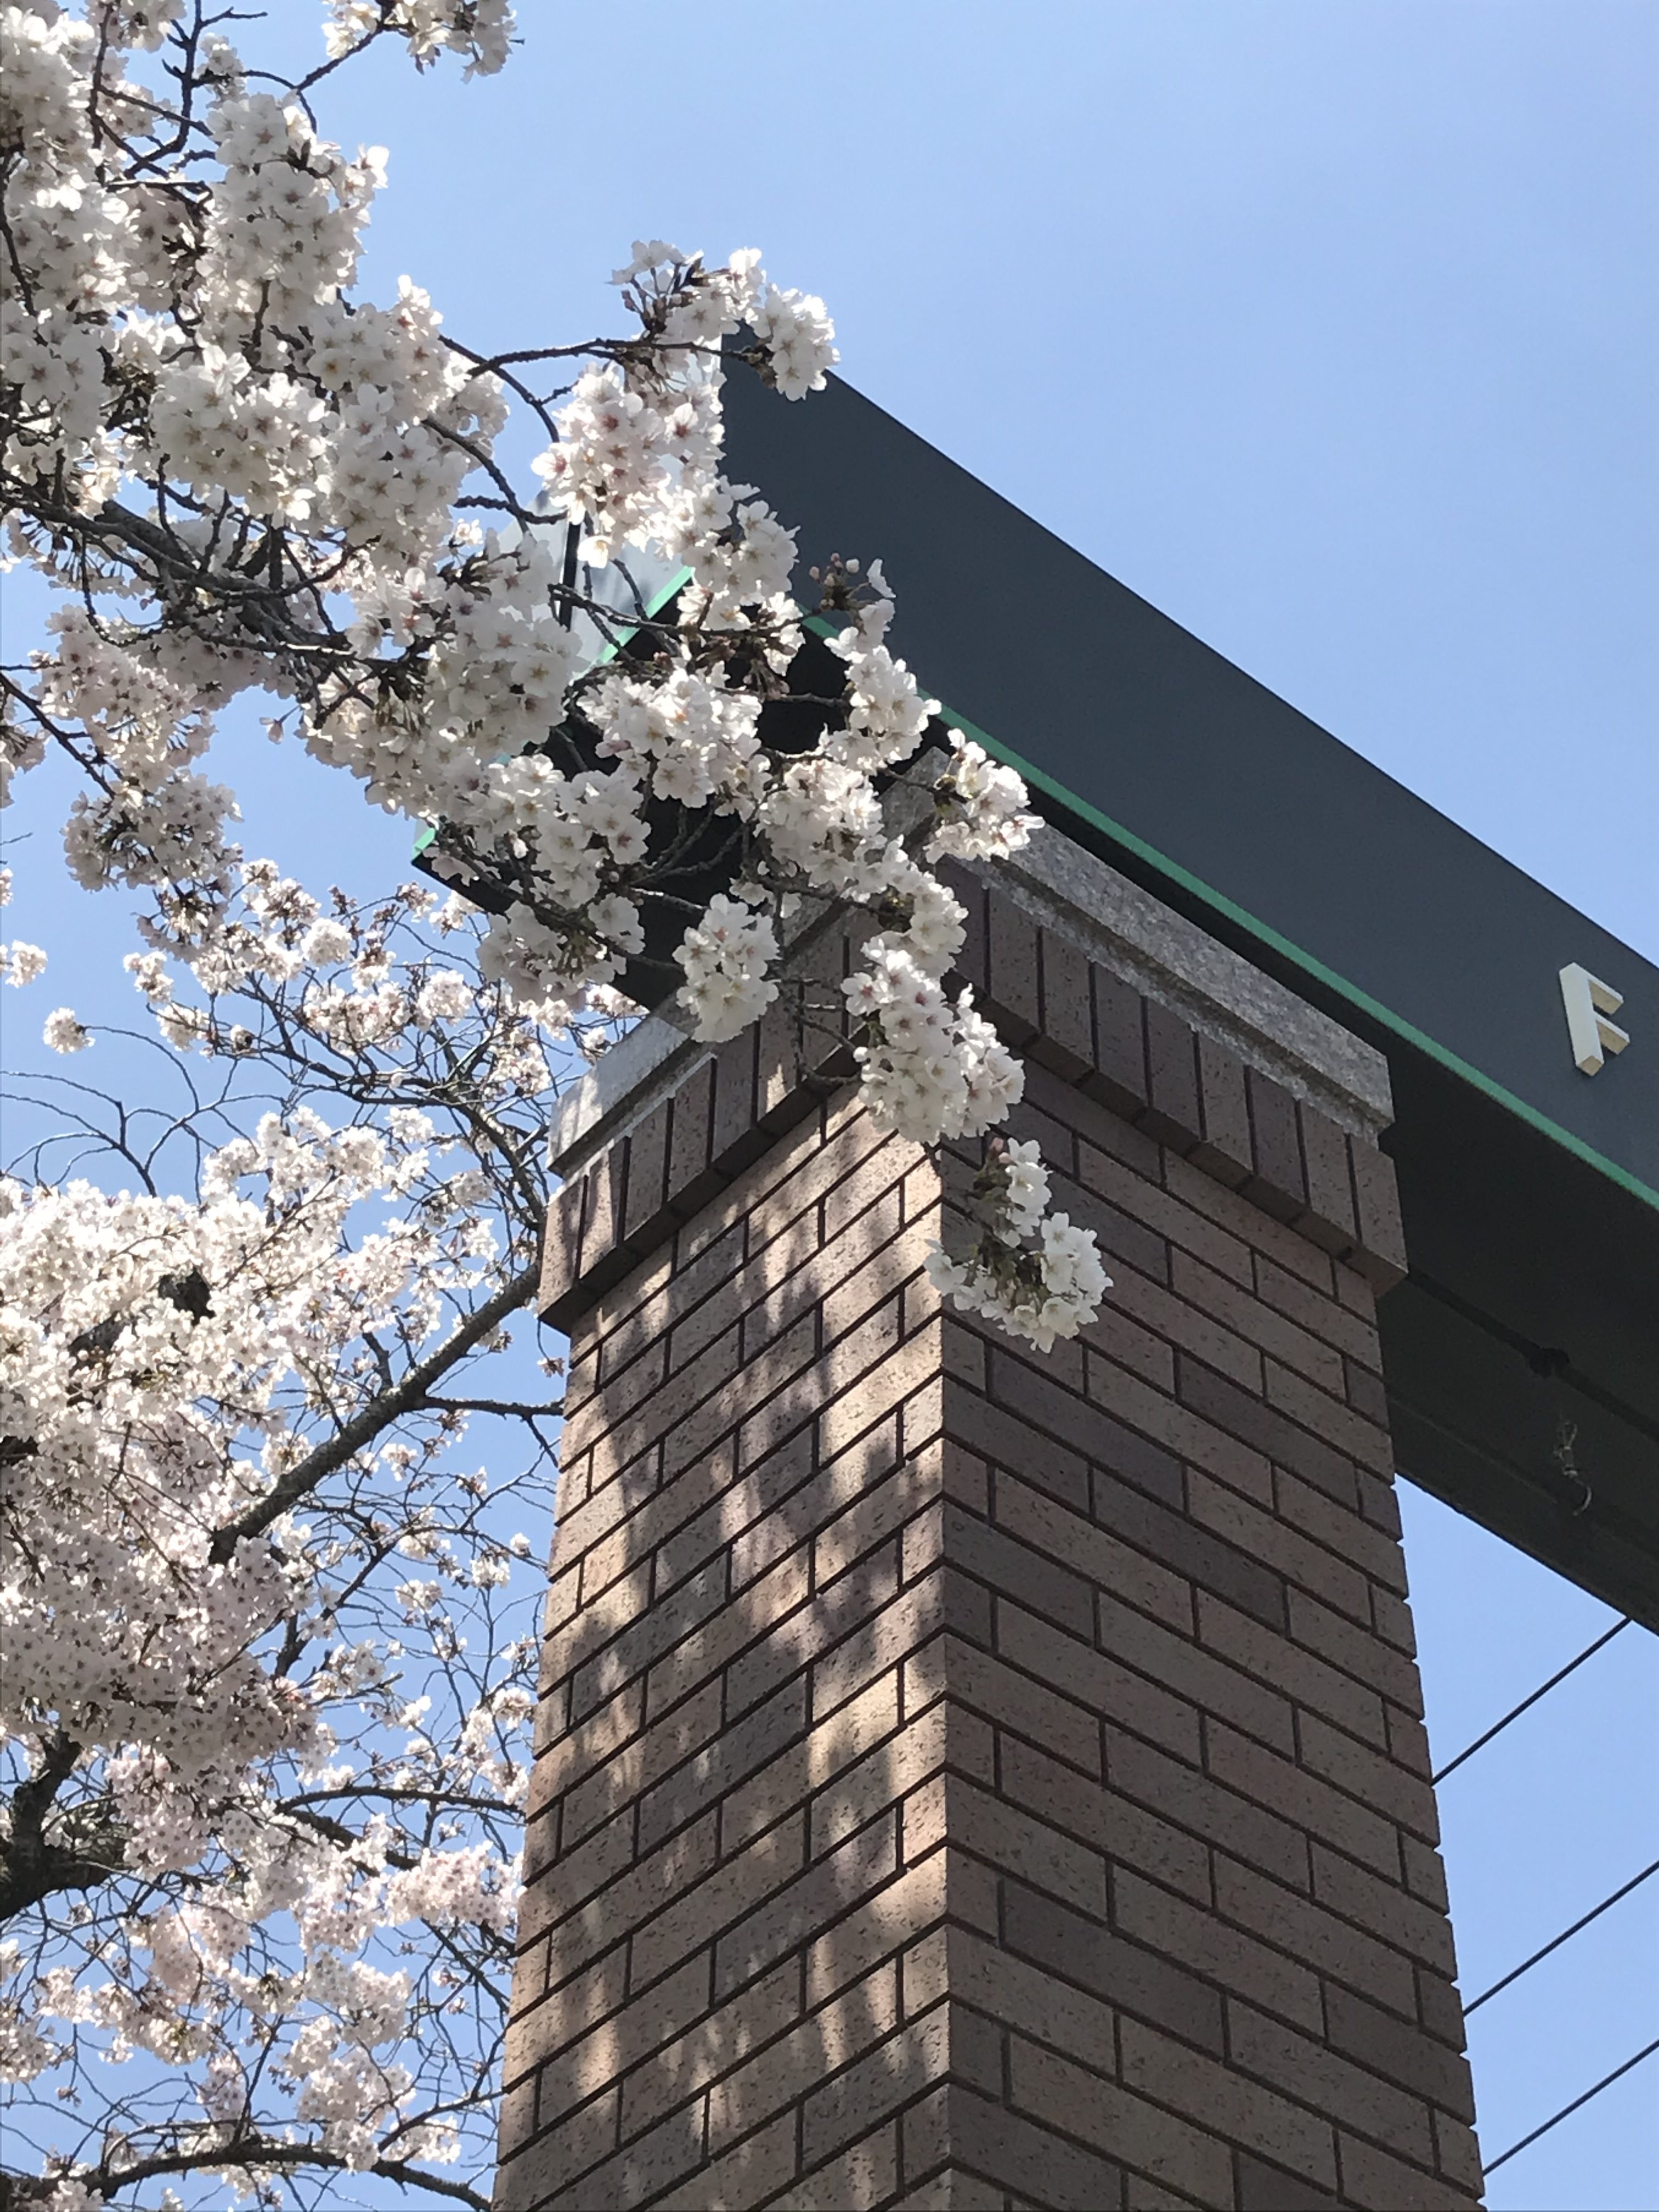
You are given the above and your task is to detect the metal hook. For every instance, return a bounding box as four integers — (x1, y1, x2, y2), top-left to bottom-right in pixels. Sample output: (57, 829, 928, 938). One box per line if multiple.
(1553, 1417, 1593, 1519)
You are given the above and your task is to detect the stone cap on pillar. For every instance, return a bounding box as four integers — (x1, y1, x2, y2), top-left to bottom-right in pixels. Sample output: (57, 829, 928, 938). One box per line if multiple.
(538, 821, 1404, 1335)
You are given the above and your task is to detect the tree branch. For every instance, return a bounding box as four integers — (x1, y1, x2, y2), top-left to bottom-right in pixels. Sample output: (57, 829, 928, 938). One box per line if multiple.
(207, 1252, 543, 1564)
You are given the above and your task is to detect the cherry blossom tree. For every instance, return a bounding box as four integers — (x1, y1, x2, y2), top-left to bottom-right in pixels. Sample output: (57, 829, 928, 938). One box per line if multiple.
(1, 1, 1111, 2201)
(1, 872, 613, 2208)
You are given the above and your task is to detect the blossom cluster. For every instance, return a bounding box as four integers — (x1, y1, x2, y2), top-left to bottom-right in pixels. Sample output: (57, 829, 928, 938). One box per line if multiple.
(926, 1138, 1114, 1353)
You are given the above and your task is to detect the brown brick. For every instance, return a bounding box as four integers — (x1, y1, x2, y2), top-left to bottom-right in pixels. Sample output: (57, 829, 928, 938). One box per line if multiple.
(1311, 1842, 1458, 1975)
(1434, 2107, 1485, 2194)
(639, 1676, 809, 1855)
(1347, 1139, 1409, 1290)
(811, 1701, 952, 1858)
(1107, 1726, 1308, 1889)
(802, 2002, 951, 2167)
(811, 1561, 940, 1719)
(1336, 2131, 1476, 2209)
(1120, 2016, 1339, 2191)
(1235, 2151, 1343, 2210)
(804, 1846, 949, 2005)
(1205, 1720, 1401, 1880)
(629, 1812, 805, 1993)
(1142, 995, 1202, 1149)
(1297, 1713, 1440, 1843)
(1297, 1102, 1359, 1253)
(511, 881, 1468, 2212)
(807, 1315, 944, 1466)
(986, 890, 1041, 1041)
(509, 1945, 626, 2070)
(1226, 2001, 1436, 2166)
(773, 2124, 900, 2210)
(1324, 1983, 1476, 2120)
(704, 1962, 899, 2154)
(1255, 1252, 1381, 1367)
(1003, 1883, 1223, 2053)
(1178, 1353, 1358, 1507)
(945, 1499, 1094, 1639)
(1109, 1254, 1265, 1391)
(1286, 1584, 1425, 1716)
(947, 1771, 1109, 1918)
(1187, 1472, 1372, 1624)
(529, 1951, 710, 2136)
(539, 1177, 586, 1319)
(1012, 2035, 1235, 2206)
(570, 1552, 729, 1722)
(580, 1143, 628, 1286)
(1173, 1246, 1347, 1398)
(1167, 1150, 1330, 1291)
(997, 1600, 1203, 1768)
(1114, 1868, 1323, 2035)
(815, 1451, 937, 1587)
(1084, 1143, 1259, 1294)
(1090, 962, 1151, 1116)
(1085, 1294, 1179, 1392)
(921, 1633, 1102, 1778)
(1001, 1735, 1211, 1905)
(1415, 1966, 1470, 2051)
(1091, 1468, 1280, 1632)
(1098, 1596, 1297, 1758)
(622, 1101, 671, 1247)
(712, 1025, 759, 1162)
(1370, 1581, 1419, 1655)
(569, 2100, 708, 2209)
(1089, 1352, 1277, 1506)
(998, 1474, 1193, 1633)
(1215, 1856, 1418, 2018)
(1037, 924, 1094, 1080)
(494, 2086, 618, 2209)
(1244, 1066, 1307, 1221)
(1401, 1833, 1452, 1913)
(943, 865, 988, 991)
(1194, 1034, 1254, 1187)
(906, 2077, 1127, 2211)
(1266, 1357, 1395, 1479)
(564, 1675, 725, 1850)
(652, 2111, 795, 2209)
(724, 1669, 900, 1854)
(945, 1380, 1090, 1514)
(1052, 1159, 1173, 1286)
(1271, 1465, 1408, 1595)
(949, 1920, 1118, 2070)
(665, 1055, 716, 1213)
(714, 1811, 898, 1999)
(1197, 1592, 1387, 1747)
(617, 1967, 791, 2143)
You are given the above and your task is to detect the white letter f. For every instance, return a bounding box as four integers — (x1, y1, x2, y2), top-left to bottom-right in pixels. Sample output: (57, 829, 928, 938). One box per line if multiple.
(1559, 963, 1630, 1076)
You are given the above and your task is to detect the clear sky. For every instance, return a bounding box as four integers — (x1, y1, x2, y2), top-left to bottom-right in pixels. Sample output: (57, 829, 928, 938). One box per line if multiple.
(2, 3, 1655, 2203)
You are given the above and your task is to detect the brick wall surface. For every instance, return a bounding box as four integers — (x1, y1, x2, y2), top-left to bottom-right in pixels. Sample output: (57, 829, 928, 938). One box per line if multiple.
(498, 878, 1484, 2212)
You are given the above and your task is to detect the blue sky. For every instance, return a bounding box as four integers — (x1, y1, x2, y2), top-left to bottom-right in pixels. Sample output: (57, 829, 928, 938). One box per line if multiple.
(3, 3, 1655, 2203)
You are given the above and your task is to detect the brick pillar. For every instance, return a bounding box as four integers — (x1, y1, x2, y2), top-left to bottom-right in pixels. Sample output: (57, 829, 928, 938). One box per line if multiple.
(497, 833, 1486, 2212)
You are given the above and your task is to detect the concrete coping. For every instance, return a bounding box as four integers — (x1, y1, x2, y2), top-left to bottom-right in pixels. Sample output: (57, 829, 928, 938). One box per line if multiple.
(547, 811, 1393, 1184)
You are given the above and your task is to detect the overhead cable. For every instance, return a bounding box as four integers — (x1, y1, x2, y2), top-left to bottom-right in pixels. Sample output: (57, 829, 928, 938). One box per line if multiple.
(1431, 1618, 1632, 1784)
(1465, 1857, 1659, 2014)
(1483, 2037, 1659, 2176)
